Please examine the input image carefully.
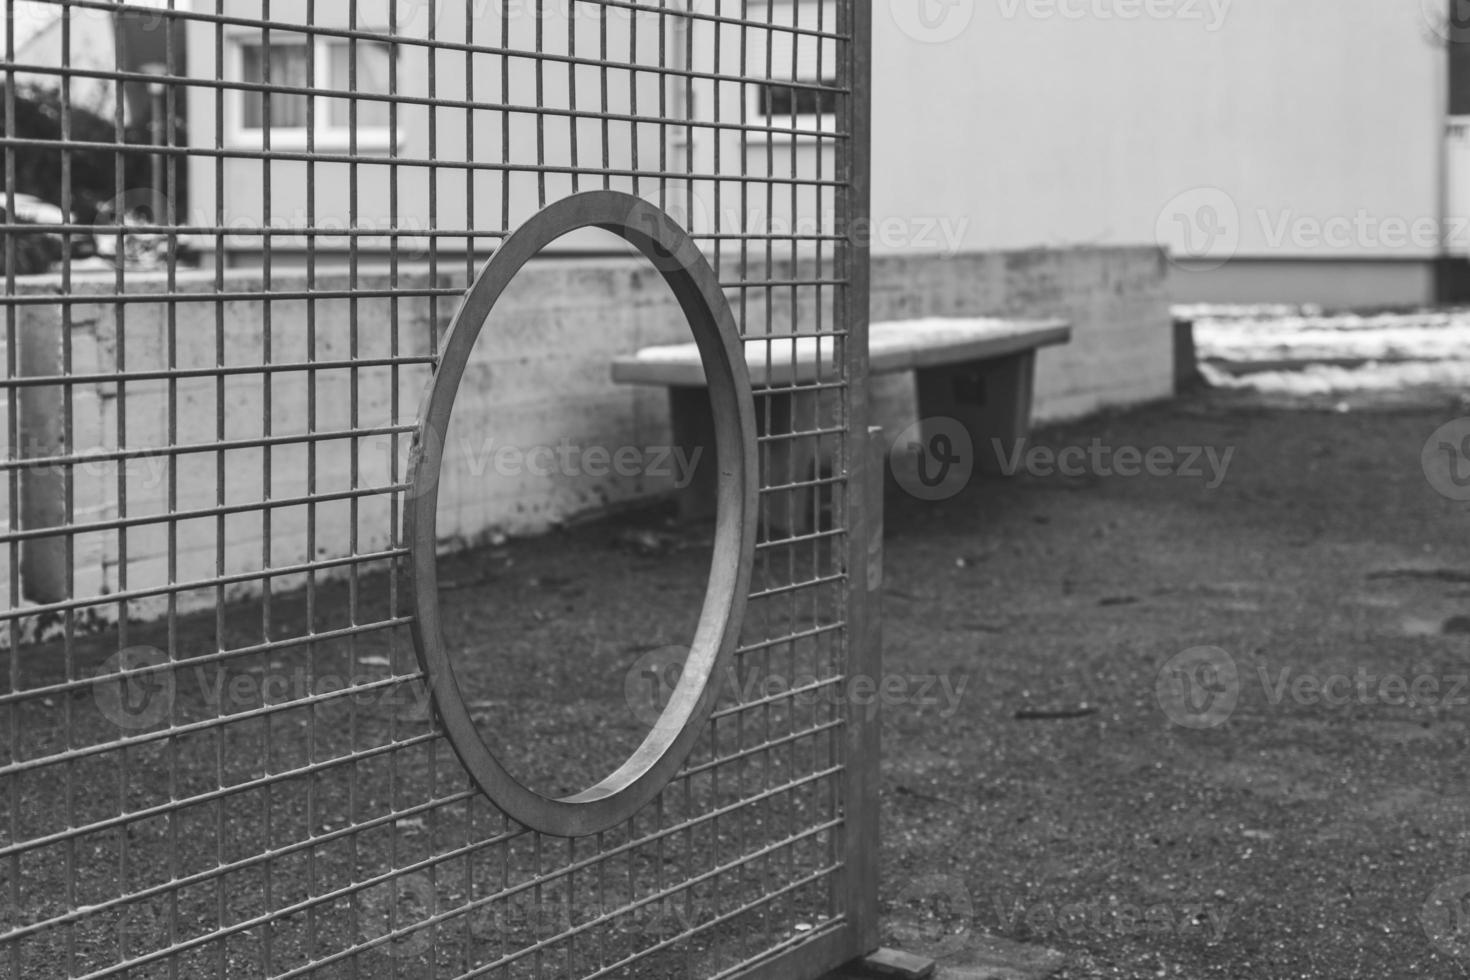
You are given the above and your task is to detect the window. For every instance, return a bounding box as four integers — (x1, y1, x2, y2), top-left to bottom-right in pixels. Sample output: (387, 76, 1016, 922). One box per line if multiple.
(240, 43, 310, 130)
(751, 0, 839, 139)
(233, 35, 398, 148)
(756, 82, 838, 121)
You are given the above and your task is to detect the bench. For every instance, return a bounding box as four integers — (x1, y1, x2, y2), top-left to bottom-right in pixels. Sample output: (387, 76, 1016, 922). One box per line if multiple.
(611, 317, 1072, 530)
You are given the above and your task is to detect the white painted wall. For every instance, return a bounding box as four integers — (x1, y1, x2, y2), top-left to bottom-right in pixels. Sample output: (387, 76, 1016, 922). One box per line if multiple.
(178, 1, 1448, 267)
(1448, 116, 1470, 256)
(869, 0, 1448, 262)
(184, 0, 676, 261)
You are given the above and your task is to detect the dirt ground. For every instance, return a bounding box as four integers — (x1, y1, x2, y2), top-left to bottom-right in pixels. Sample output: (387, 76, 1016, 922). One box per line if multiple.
(421, 385, 1470, 978)
(869, 388, 1470, 978)
(9, 386, 1470, 979)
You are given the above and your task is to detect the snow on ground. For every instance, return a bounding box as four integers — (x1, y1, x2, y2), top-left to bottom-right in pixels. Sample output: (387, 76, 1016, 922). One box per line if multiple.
(1196, 321, 1470, 365)
(1200, 358, 1470, 396)
(1173, 302, 1326, 321)
(1181, 305, 1470, 397)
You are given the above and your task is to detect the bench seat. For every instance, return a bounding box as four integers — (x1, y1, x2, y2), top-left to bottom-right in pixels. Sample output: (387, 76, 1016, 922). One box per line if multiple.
(612, 317, 1072, 387)
(611, 317, 1072, 533)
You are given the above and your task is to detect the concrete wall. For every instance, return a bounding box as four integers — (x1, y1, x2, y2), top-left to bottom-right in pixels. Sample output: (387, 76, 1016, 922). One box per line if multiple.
(868, 247, 1174, 432)
(4, 244, 1167, 624)
(1167, 259, 1442, 309)
(5, 260, 714, 620)
(9, 269, 443, 620)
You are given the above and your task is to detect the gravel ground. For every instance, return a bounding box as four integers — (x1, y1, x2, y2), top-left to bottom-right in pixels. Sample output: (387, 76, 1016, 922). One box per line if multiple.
(8, 386, 1470, 979)
(874, 389, 1470, 978)
(406, 383, 1470, 978)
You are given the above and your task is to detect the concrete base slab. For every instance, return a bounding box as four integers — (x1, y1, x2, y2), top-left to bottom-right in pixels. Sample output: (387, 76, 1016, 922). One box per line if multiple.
(851, 948, 937, 978)
(826, 937, 1064, 980)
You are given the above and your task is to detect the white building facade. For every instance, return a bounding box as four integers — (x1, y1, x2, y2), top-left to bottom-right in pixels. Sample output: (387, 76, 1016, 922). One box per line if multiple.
(167, 1, 1463, 307)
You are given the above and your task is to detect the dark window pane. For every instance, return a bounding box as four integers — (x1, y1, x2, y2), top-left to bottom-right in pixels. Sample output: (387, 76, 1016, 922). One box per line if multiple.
(241, 43, 310, 129)
(759, 81, 837, 120)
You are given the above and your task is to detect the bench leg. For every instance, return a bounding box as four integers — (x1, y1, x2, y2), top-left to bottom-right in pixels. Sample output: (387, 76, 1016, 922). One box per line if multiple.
(915, 351, 1036, 477)
(668, 386, 719, 523)
(757, 389, 827, 538)
(669, 385, 836, 535)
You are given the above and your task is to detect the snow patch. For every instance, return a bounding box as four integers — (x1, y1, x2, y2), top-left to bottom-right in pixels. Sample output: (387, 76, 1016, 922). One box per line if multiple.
(1184, 306, 1470, 397)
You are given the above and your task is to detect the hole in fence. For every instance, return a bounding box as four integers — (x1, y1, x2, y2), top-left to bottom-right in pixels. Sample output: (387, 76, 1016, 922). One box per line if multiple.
(431, 224, 718, 803)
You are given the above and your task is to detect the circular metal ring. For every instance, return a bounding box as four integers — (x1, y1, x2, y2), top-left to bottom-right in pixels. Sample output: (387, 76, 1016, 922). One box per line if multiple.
(405, 191, 758, 838)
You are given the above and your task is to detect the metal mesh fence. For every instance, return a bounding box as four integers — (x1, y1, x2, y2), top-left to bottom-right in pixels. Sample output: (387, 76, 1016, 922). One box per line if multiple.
(0, 1, 873, 976)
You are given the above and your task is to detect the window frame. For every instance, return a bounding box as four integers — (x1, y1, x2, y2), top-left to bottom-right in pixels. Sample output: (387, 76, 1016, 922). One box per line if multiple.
(747, 0, 840, 143)
(226, 32, 401, 151)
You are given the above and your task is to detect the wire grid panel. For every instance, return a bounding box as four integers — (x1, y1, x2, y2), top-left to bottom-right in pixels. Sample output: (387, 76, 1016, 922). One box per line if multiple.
(0, 1, 873, 977)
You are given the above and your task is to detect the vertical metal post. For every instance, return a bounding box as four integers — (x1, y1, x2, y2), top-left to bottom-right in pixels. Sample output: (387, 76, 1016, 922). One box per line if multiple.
(839, 0, 879, 961)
